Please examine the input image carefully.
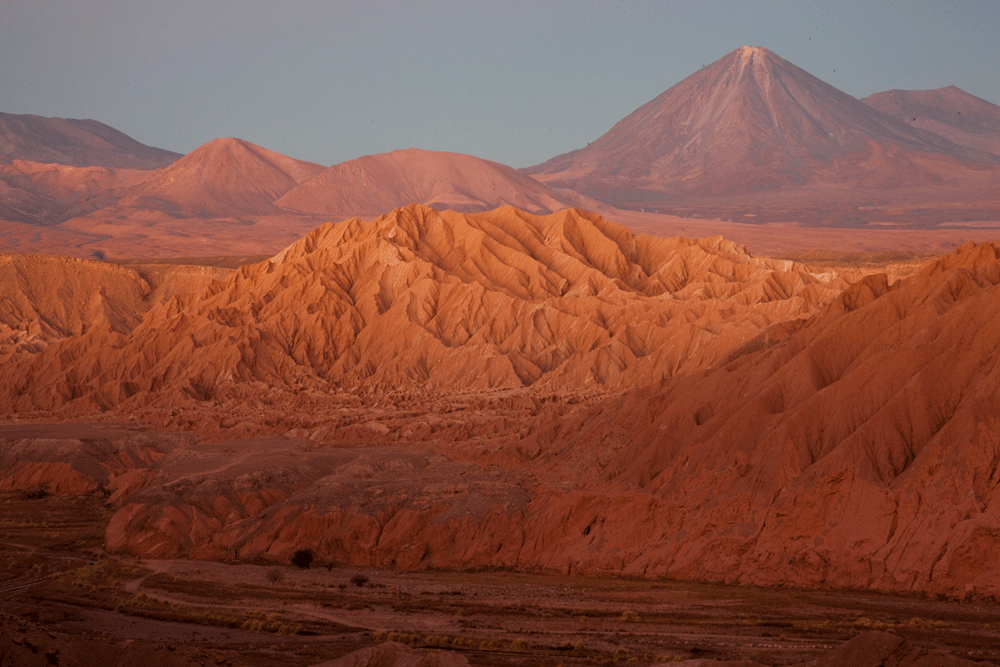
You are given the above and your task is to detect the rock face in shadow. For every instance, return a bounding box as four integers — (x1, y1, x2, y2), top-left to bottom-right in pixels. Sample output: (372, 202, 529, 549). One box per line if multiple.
(546, 240, 1000, 597)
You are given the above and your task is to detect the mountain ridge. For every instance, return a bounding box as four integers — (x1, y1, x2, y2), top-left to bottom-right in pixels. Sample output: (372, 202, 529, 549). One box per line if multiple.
(524, 46, 1000, 216)
(863, 85, 1000, 157)
(0, 112, 181, 169)
(275, 147, 586, 219)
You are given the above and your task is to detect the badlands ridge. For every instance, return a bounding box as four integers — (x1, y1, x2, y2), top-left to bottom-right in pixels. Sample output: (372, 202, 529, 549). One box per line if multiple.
(4, 205, 1000, 601)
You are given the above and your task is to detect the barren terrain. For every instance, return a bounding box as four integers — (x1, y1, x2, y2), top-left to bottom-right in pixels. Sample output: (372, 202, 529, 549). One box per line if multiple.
(3, 205, 1000, 665)
(4, 45, 1000, 667)
(3, 424, 1000, 667)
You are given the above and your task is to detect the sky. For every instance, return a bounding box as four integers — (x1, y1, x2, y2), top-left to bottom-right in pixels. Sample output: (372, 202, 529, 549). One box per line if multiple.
(4, 0, 999, 169)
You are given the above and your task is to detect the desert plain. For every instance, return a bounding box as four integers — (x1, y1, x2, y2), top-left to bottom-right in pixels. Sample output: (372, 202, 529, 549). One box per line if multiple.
(4, 46, 1000, 666)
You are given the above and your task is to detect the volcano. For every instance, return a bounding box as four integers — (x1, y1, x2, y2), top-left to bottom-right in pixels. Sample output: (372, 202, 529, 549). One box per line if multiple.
(525, 46, 1000, 218)
(115, 137, 326, 217)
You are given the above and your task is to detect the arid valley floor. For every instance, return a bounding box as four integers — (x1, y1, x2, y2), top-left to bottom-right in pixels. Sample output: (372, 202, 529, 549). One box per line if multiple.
(4, 421, 1000, 667)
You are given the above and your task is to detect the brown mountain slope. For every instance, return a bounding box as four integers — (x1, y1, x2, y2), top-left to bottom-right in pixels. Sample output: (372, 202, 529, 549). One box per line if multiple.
(534, 240, 1000, 595)
(114, 137, 325, 217)
(275, 148, 583, 219)
(863, 86, 1000, 157)
(0, 254, 230, 365)
(73, 239, 1000, 600)
(1, 204, 846, 416)
(0, 159, 152, 226)
(0, 112, 181, 169)
(525, 46, 1000, 217)
(8, 218, 1000, 599)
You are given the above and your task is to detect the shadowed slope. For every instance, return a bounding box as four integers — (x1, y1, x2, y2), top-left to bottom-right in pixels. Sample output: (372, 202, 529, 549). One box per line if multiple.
(0, 112, 181, 169)
(539, 240, 1000, 595)
(276, 148, 581, 219)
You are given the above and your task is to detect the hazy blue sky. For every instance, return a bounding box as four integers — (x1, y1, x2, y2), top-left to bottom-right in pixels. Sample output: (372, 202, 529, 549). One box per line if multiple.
(4, 1, 998, 168)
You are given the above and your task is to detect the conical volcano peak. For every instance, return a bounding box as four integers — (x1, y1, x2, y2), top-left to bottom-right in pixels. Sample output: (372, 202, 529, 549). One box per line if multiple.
(730, 45, 786, 80)
(526, 44, 990, 206)
(736, 45, 772, 65)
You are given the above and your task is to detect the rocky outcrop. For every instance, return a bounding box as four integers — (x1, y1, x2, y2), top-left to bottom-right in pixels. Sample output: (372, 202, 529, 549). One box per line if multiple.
(1, 205, 846, 416)
(7, 209, 1000, 600)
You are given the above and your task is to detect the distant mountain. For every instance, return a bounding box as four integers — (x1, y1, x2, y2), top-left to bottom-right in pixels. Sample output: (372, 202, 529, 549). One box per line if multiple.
(116, 137, 325, 217)
(0, 112, 181, 169)
(862, 86, 1000, 157)
(525, 46, 999, 212)
(276, 148, 583, 219)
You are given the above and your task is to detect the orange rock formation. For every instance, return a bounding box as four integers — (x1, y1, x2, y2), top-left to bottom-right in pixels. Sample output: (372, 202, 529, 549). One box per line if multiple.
(5, 206, 1000, 600)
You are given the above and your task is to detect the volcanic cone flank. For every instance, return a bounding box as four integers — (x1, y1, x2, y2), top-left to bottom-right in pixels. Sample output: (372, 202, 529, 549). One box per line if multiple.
(0, 112, 182, 169)
(117, 137, 325, 216)
(863, 86, 1000, 156)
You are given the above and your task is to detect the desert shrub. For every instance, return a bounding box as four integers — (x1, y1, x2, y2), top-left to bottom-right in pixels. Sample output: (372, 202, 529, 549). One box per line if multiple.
(291, 548, 314, 569)
(350, 573, 370, 587)
(509, 638, 527, 652)
(24, 487, 49, 500)
(621, 609, 640, 622)
(266, 568, 284, 584)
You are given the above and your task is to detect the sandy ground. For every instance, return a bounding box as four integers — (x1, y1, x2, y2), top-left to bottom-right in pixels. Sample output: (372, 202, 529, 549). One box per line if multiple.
(3, 492, 1000, 667)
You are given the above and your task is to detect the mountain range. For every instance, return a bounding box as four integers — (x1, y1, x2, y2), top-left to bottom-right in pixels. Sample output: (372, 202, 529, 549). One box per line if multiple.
(525, 46, 1000, 224)
(2, 46, 999, 258)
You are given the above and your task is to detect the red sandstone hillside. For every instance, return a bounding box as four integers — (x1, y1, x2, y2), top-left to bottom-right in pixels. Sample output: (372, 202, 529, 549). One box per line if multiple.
(863, 86, 1000, 157)
(525, 46, 1000, 223)
(1, 204, 846, 415)
(8, 205, 1000, 599)
(0, 112, 181, 169)
(10, 236, 990, 600)
(0, 253, 230, 365)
